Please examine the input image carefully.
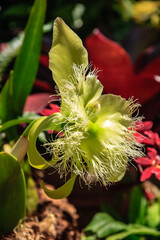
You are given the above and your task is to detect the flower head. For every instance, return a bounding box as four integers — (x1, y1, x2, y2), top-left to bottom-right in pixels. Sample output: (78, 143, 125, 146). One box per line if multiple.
(135, 121, 160, 181)
(27, 18, 143, 198)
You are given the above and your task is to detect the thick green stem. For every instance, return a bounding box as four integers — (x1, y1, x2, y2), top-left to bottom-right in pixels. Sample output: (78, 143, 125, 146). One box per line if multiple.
(11, 136, 29, 163)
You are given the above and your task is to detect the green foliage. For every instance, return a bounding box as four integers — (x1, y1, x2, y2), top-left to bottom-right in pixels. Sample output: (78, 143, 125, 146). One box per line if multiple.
(146, 203, 160, 228)
(12, 0, 46, 116)
(0, 152, 26, 233)
(0, 0, 46, 125)
(0, 0, 47, 232)
(84, 213, 127, 238)
(83, 212, 160, 240)
(0, 32, 24, 82)
(129, 186, 148, 225)
(26, 176, 38, 216)
(83, 185, 160, 240)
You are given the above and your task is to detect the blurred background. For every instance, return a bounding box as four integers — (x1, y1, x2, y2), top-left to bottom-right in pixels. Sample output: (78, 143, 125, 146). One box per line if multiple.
(1, 0, 160, 59)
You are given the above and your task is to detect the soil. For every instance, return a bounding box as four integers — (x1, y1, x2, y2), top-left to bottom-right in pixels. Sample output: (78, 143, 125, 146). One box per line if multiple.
(0, 187, 81, 240)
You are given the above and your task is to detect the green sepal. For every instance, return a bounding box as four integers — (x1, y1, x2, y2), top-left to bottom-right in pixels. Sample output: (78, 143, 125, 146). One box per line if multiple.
(49, 17, 88, 91)
(94, 94, 132, 127)
(0, 152, 26, 233)
(41, 174, 76, 199)
(82, 74, 103, 107)
(27, 113, 62, 169)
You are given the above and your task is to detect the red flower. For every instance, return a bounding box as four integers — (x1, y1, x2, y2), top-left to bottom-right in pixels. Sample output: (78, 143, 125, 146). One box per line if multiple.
(85, 30, 160, 104)
(40, 103, 60, 116)
(136, 147, 160, 181)
(134, 121, 154, 145)
(40, 103, 61, 135)
(135, 121, 160, 181)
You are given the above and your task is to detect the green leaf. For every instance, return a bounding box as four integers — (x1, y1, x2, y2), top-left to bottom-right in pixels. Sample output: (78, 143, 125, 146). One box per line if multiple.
(0, 32, 23, 82)
(85, 213, 114, 232)
(0, 152, 26, 232)
(85, 212, 127, 238)
(0, 0, 46, 125)
(0, 72, 18, 138)
(0, 71, 15, 122)
(49, 17, 88, 91)
(146, 203, 160, 228)
(129, 186, 148, 225)
(106, 224, 160, 240)
(41, 174, 77, 199)
(1, 4, 30, 18)
(12, 0, 46, 115)
(26, 176, 38, 216)
(0, 116, 37, 133)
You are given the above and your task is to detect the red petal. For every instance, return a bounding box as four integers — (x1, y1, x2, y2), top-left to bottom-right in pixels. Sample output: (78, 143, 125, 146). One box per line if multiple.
(85, 31, 160, 103)
(135, 121, 153, 132)
(143, 130, 156, 145)
(149, 166, 160, 180)
(135, 157, 152, 166)
(140, 167, 153, 181)
(49, 104, 61, 112)
(23, 93, 51, 113)
(154, 169, 160, 180)
(154, 133, 160, 148)
(85, 30, 134, 98)
(40, 104, 60, 116)
(133, 57, 160, 102)
(134, 132, 146, 143)
(147, 147, 157, 159)
(39, 54, 49, 67)
(133, 70, 160, 103)
(34, 79, 54, 92)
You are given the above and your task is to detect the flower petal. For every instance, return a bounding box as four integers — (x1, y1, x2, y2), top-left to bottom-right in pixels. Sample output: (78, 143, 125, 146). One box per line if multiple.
(135, 121, 153, 132)
(135, 157, 152, 166)
(94, 94, 132, 127)
(27, 113, 62, 169)
(140, 167, 153, 181)
(149, 166, 160, 180)
(41, 174, 76, 199)
(49, 17, 88, 91)
(154, 169, 160, 180)
(40, 103, 60, 116)
(85, 30, 160, 103)
(82, 73, 103, 107)
(85, 30, 134, 98)
(23, 93, 51, 114)
(133, 70, 160, 103)
(147, 147, 157, 159)
(155, 132, 160, 148)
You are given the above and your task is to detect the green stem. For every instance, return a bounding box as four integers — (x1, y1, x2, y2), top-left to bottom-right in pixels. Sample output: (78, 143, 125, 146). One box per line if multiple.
(7, 119, 41, 162)
(11, 136, 29, 163)
(0, 118, 35, 133)
(106, 225, 160, 240)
